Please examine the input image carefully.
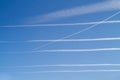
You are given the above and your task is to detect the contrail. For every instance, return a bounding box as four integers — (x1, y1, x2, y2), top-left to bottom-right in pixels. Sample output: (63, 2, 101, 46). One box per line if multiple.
(1, 37, 120, 43)
(1, 20, 120, 27)
(33, 11, 120, 50)
(10, 64, 120, 68)
(34, 48, 120, 53)
(22, 70, 120, 74)
(29, 37, 120, 42)
(26, 0, 120, 23)
(1, 48, 120, 55)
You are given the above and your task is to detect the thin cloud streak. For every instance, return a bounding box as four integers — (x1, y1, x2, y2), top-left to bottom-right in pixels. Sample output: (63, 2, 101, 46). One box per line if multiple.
(34, 48, 120, 53)
(22, 70, 120, 74)
(1, 20, 120, 27)
(27, 0, 120, 23)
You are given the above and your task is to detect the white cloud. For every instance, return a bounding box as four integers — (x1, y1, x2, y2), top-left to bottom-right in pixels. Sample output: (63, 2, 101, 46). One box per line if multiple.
(27, 0, 120, 23)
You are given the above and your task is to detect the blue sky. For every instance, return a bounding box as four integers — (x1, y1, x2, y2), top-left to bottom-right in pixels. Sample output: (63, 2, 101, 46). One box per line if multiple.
(1, 0, 120, 80)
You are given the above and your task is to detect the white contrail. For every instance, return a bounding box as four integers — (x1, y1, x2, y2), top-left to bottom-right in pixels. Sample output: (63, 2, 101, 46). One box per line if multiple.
(22, 70, 120, 74)
(1, 48, 120, 55)
(27, 0, 120, 23)
(2, 64, 120, 68)
(1, 20, 120, 27)
(29, 37, 120, 42)
(1, 37, 120, 43)
(34, 48, 120, 53)
(33, 11, 120, 50)
(12, 64, 120, 68)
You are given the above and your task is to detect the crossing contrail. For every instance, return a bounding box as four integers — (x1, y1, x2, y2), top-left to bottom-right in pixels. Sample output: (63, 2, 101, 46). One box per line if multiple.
(34, 48, 120, 53)
(33, 11, 120, 50)
(1, 20, 120, 27)
(22, 70, 120, 74)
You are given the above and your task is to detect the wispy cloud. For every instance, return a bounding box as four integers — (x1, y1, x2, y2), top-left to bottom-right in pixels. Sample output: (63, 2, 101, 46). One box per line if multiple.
(22, 70, 120, 74)
(1, 20, 120, 27)
(27, 0, 120, 23)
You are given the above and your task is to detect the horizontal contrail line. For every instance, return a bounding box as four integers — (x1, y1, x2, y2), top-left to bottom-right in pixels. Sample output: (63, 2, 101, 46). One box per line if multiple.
(1, 20, 120, 27)
(22, 70, 120, 73)
(29, 37, 120, 42)
(9, 64, 120, 68)
(1, 37, 120, 43)
(34, 48, 120, 53)
(1, 48, 120, 55)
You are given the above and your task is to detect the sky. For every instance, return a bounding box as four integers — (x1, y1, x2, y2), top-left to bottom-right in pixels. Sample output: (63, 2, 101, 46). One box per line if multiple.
(1, 0, 120, 80)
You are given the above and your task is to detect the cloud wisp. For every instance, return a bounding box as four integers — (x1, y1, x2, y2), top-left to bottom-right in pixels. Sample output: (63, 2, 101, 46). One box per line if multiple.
(1, 20, 120, 27)
(27, 0, 120, 23)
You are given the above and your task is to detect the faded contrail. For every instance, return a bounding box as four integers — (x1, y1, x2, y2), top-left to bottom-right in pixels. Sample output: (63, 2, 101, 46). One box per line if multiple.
(26, 0, 120, 23)
(11, 64, 120, 68)
(34, 48, 120, 53)
(1, 20, 120, 27)
(1, 37, 120, 43)
(22, 70, 120, 74)
(33, 11, 120, 50)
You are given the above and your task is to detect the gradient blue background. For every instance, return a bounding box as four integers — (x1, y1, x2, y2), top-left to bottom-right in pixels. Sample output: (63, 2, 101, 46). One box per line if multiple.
(0, 0, 120, 80)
